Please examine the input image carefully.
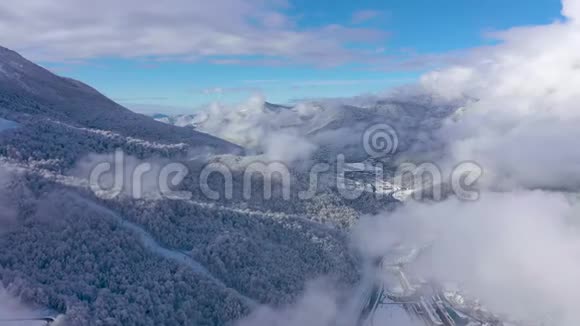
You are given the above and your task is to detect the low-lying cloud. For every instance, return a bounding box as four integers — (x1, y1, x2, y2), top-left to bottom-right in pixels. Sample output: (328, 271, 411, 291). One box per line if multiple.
(193, 95, 319, 163)
(355, 190, 580, 325)
(0, 287, 65, 325)
(235, 281, 341, 326)
(421, 0, 580, 191)
(232, 1, 580, 325)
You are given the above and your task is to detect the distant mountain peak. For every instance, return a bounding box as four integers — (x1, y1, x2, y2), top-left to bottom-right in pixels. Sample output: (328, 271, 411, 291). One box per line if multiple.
(264, 101, 291, 112)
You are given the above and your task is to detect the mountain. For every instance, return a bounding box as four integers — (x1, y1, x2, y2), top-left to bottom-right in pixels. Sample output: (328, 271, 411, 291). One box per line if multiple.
(0, 46, 240, 153)
(0, 46, 362, 325)
(154, 95, 460, 162)
(152, 102, 292, 128)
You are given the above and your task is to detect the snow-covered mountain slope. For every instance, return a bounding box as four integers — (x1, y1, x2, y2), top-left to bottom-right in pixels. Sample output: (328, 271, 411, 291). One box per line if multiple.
(0, 45, 365, 325)
(154, 94, 461, 162)
(0, 153, 360, 324)
(0, 46, 240, 153)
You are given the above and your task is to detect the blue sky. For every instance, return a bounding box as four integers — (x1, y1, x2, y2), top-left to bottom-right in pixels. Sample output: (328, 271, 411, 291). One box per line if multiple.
(2, 0, 563, 114)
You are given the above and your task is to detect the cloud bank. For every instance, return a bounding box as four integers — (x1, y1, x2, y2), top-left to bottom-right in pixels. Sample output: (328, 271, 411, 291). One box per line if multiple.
(193, 95, 319, 163)
(232, 1, 580, 325)
(0, 0, 386, 66)
(235, 281, 341, 326)
(355, 190, 580, 325)
(420, 0, 580, 190)
(350, 2, 580, 324)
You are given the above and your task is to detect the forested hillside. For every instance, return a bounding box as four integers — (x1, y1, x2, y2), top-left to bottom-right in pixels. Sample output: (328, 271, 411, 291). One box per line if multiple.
(0, 46, 367, 325)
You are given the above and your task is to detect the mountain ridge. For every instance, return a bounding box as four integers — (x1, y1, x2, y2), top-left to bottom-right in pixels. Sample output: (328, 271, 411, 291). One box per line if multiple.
(0, 45, 241, 153)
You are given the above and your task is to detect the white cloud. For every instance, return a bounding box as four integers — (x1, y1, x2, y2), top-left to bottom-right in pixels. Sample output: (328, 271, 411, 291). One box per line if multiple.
(235, 281, 341, 326)
(563, 0, 580, 20)
(231, 2, 580, 325)
(193, 95, 318, 163)
(262, 131, 317, 163)
(235, 278, 421, 326)
(354, 190, 580, 325)
(418, 0, 580, 191)
(348, 3, 580, 323)
(0, 0, 387, 66)
(0, 288, 44, 326)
